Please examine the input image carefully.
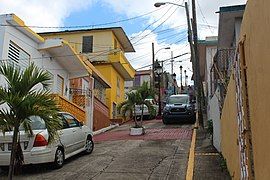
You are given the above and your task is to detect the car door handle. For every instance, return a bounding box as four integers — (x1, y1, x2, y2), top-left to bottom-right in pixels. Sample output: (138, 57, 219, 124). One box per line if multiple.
(72, 129, 76, 132)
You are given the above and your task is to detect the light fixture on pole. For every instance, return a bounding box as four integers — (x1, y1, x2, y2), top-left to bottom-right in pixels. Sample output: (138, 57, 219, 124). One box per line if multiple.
(180, 65, 183, 91)
(155, 63, 163, 117)
(185, 75, 188, 87)
(172, 73, 176, 95)
(154, 2, 185, 8)
(153, 46, 170, 89)
(184, 70, 187, 87)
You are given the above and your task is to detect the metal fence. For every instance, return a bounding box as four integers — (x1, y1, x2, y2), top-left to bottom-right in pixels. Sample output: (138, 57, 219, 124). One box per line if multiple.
(210, 48, 236, 109)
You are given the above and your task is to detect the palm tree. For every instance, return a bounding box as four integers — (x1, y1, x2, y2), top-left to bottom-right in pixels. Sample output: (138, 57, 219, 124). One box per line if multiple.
(0, 62, 61, 180)
(118, 91, 141, 127)
(136, 82, 155, 126)
(118, 82, 155, 128)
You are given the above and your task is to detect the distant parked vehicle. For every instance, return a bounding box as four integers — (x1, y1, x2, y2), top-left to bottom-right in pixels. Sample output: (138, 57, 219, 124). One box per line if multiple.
(162, 94, 196, 124)
(134, 99, 158, 120)
(0, 112, 94, 168)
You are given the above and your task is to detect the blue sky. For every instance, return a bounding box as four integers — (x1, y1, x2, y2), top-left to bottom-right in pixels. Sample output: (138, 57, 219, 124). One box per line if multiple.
(0, 0, 247, 85)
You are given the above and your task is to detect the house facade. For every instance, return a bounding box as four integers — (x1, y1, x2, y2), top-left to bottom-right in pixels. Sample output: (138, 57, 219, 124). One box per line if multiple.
(0, 14, 109, 130)
(39, 28, 136, 121)
(217, 1, 270, 179)
(198, 37, 219, 150)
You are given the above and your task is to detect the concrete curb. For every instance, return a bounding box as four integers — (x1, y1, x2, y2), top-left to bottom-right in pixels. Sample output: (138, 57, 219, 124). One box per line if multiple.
(186, 121, 198, 180)
(93, 124, 119, 136)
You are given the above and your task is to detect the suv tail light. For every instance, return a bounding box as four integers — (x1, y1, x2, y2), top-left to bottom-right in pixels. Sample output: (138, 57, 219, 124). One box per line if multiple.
(33, 134, 48, 147)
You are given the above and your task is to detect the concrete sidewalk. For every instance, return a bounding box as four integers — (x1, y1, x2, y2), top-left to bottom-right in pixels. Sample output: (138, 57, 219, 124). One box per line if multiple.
(193, 128, 231, 180)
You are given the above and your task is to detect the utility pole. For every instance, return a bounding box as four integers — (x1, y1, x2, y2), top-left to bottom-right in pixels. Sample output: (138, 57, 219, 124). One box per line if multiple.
(152, 42, 155, 89)
(191, 0, 204, 128)
(170, 51, 174, 74)
(185, 2, 195, 72)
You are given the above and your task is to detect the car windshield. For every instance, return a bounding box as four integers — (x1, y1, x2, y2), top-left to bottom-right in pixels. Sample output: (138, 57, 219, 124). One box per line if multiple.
(19, 116, 46, 131)
(168, 96, 189, 104)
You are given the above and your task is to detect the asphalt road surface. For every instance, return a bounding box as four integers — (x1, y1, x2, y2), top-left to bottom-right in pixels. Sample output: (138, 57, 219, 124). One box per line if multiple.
(0, 119, 193, 180)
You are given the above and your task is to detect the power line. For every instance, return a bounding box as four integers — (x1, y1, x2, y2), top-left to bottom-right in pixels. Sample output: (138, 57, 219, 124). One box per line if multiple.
(130, 4, 174, 41)
(0, 8, 166, 29)
(196, 0, 215, 34)
(135, 52, 189, 70)
(132, 6, 180, 45)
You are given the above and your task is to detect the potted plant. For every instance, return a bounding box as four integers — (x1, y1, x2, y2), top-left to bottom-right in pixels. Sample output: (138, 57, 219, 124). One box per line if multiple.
(118, 82, 155, 136)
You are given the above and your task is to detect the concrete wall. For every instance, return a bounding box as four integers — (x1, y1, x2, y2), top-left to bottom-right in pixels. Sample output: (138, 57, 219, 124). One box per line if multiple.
(41, 31, 131, 120)
(209, 87, 221, 152)
(220, 1, 270, 179)
(239, 0, 270, 178)
(93, 97, 110, 131)
(94, 64, 125, 119)
(220, 75, 240, 179)
(0, 17, 70, 99)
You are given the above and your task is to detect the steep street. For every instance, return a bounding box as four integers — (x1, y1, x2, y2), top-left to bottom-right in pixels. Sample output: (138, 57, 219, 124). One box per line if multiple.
(0, 120, 193, 180)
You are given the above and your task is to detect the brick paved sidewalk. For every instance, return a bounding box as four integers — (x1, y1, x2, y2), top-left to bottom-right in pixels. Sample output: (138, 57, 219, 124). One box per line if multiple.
(93, 128, 192, 142)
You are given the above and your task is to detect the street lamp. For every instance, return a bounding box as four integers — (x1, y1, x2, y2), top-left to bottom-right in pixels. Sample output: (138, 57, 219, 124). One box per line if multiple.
(155, 63, 163, 117)
(184, 70, 187, 87)
(172, 73, 176, 95)
(154, 2, 185, 8)
(180, 65, 183, 91)
(185, 75, 188, 87)
(152, 46, 170, 89)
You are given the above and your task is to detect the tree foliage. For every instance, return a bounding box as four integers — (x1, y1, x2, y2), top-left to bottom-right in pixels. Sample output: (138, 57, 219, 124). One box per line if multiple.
(0, 62, 61, 179)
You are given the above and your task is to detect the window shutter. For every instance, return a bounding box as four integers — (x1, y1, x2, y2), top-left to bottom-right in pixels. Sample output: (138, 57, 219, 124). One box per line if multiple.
(57, 75, 64, 95)
(8, 41, 30, 70)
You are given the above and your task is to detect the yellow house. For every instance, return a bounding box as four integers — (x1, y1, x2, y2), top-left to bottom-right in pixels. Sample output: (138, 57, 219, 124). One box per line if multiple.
(39, 28, 136, 120)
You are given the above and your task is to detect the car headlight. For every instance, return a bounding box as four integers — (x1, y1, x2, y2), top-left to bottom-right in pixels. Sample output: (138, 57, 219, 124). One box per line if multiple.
(187, 105, 193, 111)
(163, 106, 170, 112)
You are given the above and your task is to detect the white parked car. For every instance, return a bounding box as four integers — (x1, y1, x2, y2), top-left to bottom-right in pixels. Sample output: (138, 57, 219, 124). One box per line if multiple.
(0, 112, 94, 168)
(134, 99, 158, 119)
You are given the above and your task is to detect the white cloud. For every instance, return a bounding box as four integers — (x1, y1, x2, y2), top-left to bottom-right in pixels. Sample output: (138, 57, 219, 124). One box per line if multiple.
(102, 0, 247, 85)
(0, 0, 92, 32)
(0, 0, 247, 85)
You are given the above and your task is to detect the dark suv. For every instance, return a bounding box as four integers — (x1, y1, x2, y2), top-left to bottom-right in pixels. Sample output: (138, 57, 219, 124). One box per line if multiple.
(162, 94, 196, 124)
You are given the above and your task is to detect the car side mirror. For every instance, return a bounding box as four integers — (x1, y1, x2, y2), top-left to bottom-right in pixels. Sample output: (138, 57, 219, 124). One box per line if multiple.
(79, 121, 84, 126)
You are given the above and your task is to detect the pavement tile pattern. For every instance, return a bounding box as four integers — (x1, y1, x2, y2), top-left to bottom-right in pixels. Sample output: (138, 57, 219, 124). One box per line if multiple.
(93, 128, 192, 142)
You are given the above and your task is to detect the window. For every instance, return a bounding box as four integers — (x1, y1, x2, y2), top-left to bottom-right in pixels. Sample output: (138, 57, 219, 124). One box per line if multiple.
(134, 76, 140, 87)
(57, 75, 64, 96)
(82, 36, 93, 53)
(114, 39, 117, 49)
(8, 41, 30, 70)
(117, 77, 120, 97)
(62, 114, 79, 128)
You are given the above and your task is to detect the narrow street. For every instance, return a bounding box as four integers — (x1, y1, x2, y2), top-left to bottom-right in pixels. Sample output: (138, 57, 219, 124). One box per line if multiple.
(0, 120, 193, 180)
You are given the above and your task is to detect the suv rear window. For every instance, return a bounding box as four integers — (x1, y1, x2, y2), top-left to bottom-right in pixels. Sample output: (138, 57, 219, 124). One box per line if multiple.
(168, 96, 189, 104)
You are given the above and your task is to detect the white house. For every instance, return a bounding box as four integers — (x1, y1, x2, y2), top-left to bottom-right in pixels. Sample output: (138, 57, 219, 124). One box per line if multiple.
(0, 14, 94, 129)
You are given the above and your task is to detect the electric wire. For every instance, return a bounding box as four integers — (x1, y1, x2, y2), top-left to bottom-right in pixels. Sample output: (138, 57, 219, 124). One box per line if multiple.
(0, 7, 166, 29)
(132, 6, 180, 45)
(196, 0, 215, 34)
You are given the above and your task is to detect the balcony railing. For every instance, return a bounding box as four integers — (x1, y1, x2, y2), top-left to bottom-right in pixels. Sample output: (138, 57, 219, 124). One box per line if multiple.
(52, 94, 86, 122)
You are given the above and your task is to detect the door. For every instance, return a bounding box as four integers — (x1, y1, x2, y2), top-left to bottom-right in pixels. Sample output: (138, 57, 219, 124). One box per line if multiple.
(58, 115, 74, 155)
(62, 113, 85, 151)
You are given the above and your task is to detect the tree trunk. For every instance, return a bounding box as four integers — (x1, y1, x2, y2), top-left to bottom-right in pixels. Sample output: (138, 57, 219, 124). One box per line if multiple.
(133, 106, 139, 127)
(140, 104, 144, 127)
(8, 125, 19, 180)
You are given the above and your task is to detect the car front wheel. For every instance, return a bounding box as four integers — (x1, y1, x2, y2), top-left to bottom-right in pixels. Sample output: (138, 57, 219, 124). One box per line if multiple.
(85, 137, 94, 154)
(162, 119, 168, 125)
(54, 148, 64, 169)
